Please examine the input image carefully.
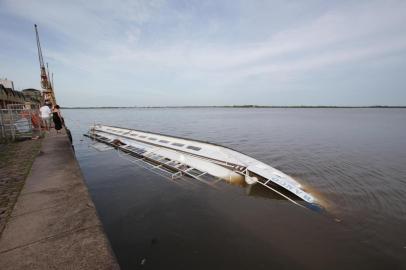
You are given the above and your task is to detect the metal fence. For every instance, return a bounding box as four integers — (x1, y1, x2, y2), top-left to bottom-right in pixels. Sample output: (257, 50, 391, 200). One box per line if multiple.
(0, 104, 41, 142)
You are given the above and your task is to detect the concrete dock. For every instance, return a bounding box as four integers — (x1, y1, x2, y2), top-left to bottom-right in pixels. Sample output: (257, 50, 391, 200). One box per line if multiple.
(0, 132, 120, 269)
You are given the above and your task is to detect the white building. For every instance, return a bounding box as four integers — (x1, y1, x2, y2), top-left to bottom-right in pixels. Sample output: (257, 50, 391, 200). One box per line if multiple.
(0, 79, 15, 90)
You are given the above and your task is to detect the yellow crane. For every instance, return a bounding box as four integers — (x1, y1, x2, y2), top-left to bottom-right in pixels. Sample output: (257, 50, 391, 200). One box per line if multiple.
(34, 24, 57, 106)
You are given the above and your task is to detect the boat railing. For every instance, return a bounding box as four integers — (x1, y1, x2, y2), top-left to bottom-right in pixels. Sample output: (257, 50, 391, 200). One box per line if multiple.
(86, 131, 221, 188)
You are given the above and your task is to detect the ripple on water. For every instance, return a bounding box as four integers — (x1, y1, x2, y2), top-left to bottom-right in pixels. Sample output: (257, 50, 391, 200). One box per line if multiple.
(64, 108, 406, 263)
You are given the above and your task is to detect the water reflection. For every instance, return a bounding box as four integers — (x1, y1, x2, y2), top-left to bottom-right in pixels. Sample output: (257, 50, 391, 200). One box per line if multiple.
(245, 183, 285, 200)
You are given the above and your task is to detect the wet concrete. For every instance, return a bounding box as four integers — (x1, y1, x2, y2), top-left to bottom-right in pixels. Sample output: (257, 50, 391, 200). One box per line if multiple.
(0, 132, 120, 269)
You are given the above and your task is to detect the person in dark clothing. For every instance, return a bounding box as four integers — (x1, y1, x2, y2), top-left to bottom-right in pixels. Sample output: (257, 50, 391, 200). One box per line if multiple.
(52, 105, 63, 133)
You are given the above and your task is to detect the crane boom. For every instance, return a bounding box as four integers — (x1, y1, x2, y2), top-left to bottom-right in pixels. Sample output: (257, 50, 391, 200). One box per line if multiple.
(35, 24, 49, 90)
(34, 24, 45, 68)
(34, 24, 57, 105)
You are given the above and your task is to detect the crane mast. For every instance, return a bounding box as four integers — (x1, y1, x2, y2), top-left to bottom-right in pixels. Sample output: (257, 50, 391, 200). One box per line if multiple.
(34, 24, 57, 106)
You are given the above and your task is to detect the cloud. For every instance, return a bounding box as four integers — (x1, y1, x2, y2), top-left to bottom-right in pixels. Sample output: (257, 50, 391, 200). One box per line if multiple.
(99, 0, 406, 86)
(43, 2, 406, 71)
(1, 0, 406, 105)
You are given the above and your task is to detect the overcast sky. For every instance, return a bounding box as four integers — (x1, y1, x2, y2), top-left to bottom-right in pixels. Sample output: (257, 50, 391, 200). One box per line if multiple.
(1, 0, 405, 106)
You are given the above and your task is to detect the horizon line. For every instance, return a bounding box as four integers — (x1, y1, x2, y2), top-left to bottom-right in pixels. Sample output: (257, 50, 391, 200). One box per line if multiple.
(61, 105, 406, 109)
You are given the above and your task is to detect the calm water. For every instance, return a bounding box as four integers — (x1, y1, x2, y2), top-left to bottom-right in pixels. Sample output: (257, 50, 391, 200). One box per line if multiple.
(64, 108, 406, 270)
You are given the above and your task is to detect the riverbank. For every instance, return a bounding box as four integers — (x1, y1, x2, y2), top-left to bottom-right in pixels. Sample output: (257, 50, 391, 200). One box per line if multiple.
(0, 132, 120, 269)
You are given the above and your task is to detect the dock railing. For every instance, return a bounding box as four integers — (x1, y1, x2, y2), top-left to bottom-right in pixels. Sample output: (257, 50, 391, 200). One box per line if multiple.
(0, 104, 41, 142)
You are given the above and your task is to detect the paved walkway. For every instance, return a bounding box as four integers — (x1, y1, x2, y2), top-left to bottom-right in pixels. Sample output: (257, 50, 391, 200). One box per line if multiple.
(0, 132, 120, 269)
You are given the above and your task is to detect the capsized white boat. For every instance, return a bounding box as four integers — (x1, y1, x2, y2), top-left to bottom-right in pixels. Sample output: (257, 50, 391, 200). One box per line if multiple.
(85, 124, 321, 210)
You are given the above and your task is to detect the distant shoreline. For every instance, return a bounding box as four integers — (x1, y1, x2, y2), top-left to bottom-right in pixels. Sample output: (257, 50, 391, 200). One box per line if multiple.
(62, 105, 406, 109)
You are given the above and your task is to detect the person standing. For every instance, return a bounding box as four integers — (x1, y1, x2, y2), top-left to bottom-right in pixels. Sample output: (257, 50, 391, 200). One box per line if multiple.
(52, 105, 63, 133)
(39, 103, 52, 131)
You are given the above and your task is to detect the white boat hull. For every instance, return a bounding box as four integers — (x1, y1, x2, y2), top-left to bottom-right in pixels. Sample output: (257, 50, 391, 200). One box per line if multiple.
(85, 124, 320, 209)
